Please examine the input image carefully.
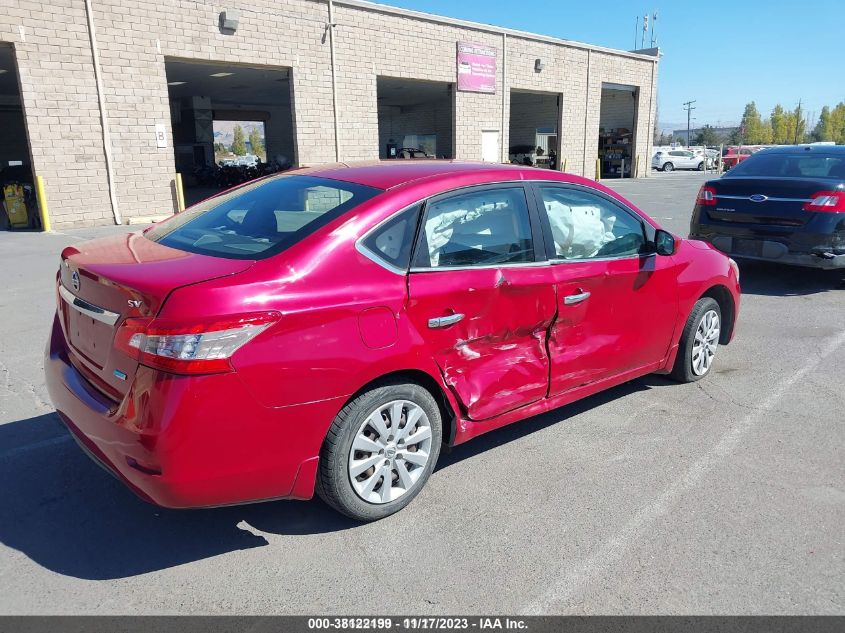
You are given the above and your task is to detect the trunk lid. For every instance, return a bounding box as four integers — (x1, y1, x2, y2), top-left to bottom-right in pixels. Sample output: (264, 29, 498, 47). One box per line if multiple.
(707, 177, 826, 227)
(58, 231, 254, 400)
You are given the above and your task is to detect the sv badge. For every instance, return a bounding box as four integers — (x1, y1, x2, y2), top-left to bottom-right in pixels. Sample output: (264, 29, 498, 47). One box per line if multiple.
(127, 299, 143, 309)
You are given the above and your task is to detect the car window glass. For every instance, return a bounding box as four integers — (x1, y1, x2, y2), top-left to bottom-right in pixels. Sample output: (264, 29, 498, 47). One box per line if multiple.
(361, 204, 421, 270)
(146, 175, 381, 260)
(727, 153, 845, 179)
(413, 187, 534, 268)
(539, 187, 647, 260)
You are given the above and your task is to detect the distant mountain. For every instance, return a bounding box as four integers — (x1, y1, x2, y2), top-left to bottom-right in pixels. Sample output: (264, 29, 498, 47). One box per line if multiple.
(212, 120, 265, 146)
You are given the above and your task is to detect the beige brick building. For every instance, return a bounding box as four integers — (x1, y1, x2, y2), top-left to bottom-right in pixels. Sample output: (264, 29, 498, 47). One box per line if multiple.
(1, 0, 659, 229)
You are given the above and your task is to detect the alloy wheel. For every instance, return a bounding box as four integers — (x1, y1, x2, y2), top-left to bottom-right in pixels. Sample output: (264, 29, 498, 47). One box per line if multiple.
(691, 309, 720, 376)
(348, 400, 433, 504)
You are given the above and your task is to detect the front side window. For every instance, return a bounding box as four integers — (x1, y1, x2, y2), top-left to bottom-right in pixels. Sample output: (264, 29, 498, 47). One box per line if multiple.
(539, 187, 648, 260)
(413, 187, 535, 268)
(145, 175, 382, 259)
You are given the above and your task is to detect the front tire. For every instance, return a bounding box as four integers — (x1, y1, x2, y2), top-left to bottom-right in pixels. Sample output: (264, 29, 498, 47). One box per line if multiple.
(670, 297, 722, 382)
(316, 381, 442, 521)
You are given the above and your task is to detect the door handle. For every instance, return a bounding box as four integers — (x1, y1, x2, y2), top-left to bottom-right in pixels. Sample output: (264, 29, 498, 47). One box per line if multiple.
(563, 291, 591, 305)
(428, 313, 465, 329)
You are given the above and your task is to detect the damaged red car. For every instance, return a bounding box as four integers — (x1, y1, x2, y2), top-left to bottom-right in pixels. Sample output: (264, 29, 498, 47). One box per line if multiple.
(46, 161, 740, 521)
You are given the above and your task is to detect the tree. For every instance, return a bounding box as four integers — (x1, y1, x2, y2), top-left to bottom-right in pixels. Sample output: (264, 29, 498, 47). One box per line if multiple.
(813, 106, 833, 142)
(248, 127, 264, 157)
(692, 124, 722, 146)
(739, 102, 766, 144)
(231, 125, 247, 156)
(727, 127, 743, 145)
(832, 103, 845, 144)
(770, 105, 788, 144)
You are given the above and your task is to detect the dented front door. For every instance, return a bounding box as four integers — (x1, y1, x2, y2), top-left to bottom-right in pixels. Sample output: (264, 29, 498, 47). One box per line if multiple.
(407, 266, 556, 420)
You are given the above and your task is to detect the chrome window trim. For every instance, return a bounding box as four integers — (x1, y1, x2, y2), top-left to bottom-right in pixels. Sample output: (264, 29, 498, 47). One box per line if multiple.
(355, 240, 408, 276)
(717, 194, 811, 203)
(354, 201, 423, 276)
(356, 180, 543, 275)
(548, 252, 655, 265)
(409, 260, 550, 273)
(58, 284, 120, 326)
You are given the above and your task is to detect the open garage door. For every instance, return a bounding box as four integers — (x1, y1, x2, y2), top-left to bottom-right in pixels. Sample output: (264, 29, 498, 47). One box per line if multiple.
(598, 83, 638, 178)
(165, 59, 295, 206)
(377, 77, 454, 160)
(0, 45, 40, 231)
(508, 90, 561, 170)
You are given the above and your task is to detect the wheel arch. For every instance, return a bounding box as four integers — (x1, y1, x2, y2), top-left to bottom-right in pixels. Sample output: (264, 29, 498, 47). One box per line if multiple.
(336, 368, 459, 447)
(700, 284, 735, 344)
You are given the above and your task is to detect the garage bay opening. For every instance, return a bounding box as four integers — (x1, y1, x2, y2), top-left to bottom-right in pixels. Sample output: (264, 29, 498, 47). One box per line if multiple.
(0, 45, 40, 231)
(377, 77, 454, 160)
(598, 83, 639, 178)
(164, 59, 295, 206)
(508, 90, 562, 170)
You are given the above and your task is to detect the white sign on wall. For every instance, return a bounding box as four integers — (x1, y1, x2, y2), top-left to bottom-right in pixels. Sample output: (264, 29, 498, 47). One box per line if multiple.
(155, 123, 168, 148)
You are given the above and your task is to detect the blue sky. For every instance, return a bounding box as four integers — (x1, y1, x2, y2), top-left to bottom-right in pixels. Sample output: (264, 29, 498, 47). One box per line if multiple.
(378, 0, 843, 132)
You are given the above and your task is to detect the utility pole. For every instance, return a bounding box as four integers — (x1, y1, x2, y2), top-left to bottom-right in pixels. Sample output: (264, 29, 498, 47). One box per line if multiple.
(683, 100, 697, 147)
(794, 98, 803, 144)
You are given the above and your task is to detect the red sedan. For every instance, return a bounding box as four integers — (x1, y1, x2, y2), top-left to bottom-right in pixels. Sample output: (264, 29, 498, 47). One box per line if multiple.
(46, 162, 740, 521)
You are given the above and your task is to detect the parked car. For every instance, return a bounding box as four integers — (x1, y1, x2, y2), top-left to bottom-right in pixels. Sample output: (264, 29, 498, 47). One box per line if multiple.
(652, 149, 705, 172)
(395, 148, 433, 159)
(690, 144, 845, 269)
(46, 162, 740, 521)
(236, 155, 259, 168)
(721, 146, 756, 170)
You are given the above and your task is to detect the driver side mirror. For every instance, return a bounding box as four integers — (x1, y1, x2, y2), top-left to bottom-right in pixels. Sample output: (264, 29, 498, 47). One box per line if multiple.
(654, 229, 676, 256)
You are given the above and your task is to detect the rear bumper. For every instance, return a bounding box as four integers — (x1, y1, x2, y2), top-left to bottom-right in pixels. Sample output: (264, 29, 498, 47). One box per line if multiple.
(45, 313, 340, 508)
(691, 230, 845, 270)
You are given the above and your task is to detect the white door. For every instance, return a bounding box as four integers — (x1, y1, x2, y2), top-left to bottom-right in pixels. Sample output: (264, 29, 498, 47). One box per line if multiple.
(481, 130, 500, 163)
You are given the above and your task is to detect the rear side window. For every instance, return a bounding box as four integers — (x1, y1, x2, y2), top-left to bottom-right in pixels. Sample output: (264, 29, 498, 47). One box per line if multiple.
(413, 187, 534, 268)
(145, 175, 381, 259)
(727, 153, 845, 179)
(360, 204, 421, 271)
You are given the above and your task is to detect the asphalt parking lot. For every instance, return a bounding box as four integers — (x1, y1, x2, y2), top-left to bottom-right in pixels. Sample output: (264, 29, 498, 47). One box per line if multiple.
(0, 173, 843, 615)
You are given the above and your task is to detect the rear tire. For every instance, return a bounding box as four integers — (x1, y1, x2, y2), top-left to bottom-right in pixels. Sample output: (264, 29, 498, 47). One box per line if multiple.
(316, 381, 442, 521)
(670, 297, 722, 383)
(697, 161, 705, 171)
(663, 162, 674, 172)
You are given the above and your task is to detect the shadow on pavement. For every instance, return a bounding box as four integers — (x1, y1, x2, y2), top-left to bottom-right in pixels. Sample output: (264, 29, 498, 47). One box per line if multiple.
(738, 260, 844, 297)
(0, 413, 358, 580)
(1, 379, 664, 580)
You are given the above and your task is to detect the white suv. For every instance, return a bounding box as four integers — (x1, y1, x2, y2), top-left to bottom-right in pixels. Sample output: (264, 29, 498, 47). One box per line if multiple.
(652, 150, 705, 172)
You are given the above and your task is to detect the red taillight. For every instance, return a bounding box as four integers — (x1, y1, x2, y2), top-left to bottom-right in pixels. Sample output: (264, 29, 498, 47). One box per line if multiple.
(802, 191, 845, 213)
(697, 185, 717, 206)
(115, 311, 281, 375)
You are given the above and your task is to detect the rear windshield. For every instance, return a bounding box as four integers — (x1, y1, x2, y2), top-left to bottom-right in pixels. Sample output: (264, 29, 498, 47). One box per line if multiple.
(726, 153, 845, 179)
(145, 175, 382, 259)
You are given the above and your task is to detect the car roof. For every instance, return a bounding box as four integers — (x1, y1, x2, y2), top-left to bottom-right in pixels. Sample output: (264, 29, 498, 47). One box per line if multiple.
(296, 160, 539, 190)
(752, 144, 845, 155)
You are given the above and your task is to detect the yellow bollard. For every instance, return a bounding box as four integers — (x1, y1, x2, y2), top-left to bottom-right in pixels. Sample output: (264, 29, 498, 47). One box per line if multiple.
(563, 158, 568, 173)
(175, 173, 185, 213)
(635, 154, 641, 178)
(35, 175, 51, 232)
(595, 158, 601, 181)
